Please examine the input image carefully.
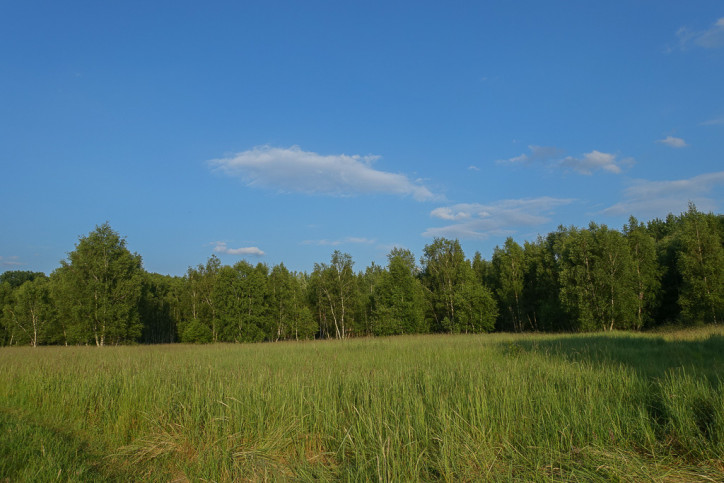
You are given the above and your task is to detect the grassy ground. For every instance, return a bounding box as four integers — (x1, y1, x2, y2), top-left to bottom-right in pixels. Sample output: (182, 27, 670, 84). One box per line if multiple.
(0, 327, 722, 481)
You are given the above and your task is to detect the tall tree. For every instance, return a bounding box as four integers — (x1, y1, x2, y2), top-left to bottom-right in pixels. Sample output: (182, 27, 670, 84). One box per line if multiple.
(374, 248, 426, 336)
(421, 238, 496, 333)
(558, 224, 639, 331)
(455, 274, 498, 333)
(269, 263, 295, 341)
(520, 236, 564, 332)
(590, 224, 638, 331)
(678, 205, 724, 324)
(183, 255, 221, 342)
(624, 216, 661, 329)
(0, 271, 46, 289)
(649, 214, 684, 325)
(215, 261, 270, 342)
(139, 273, 182, 343)
(558, 226, 600, 331)
(356, 262, 384, 336)
(421, 238, 468, 332)
(269, 264, 316, 340)
(491, 238, 526, 332)
(0, 282, 13, 345)
(3, 278, 55, 347)
(313, 251, 357, 339)
(55, 223, 144, 345)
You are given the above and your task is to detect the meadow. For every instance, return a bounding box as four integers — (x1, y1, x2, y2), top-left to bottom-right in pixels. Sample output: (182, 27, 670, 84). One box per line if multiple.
(1, 328, 723, 482)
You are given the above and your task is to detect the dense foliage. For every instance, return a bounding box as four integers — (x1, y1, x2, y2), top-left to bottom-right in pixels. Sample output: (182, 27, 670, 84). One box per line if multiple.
(1, 205, 722, 346)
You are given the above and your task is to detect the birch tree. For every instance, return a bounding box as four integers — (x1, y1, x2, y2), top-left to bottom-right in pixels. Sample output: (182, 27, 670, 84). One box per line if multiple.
(624, 216, 660, 329)
(3, 278, 54, 347)
(313, 251, 356, 339)
(421, 238, 496, 333)
(491, 237, 526, 332)
(374, 248, 426, 335)
(57, 223, 144, 345)
(678, 205, 724, 324)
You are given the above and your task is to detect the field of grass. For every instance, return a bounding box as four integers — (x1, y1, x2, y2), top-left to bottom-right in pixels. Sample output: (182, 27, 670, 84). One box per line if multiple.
(1, 328, 723, 481)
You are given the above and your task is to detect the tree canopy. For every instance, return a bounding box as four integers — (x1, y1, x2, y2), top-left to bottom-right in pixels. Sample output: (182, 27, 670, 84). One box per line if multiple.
(1, 206, 722, 346)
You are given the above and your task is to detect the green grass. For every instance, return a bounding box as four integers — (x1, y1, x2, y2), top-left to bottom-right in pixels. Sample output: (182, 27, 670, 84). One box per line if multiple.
(1, 328, 723, 481)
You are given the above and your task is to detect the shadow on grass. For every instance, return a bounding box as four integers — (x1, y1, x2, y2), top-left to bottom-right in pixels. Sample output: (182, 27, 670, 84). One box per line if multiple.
(509, 331, 724, 384)
(0, 409, 139, 482)
(506, 331, 724, 449)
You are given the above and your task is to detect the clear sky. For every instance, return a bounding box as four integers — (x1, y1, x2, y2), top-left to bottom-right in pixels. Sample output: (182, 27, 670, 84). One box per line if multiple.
(2, 1, 723, 276)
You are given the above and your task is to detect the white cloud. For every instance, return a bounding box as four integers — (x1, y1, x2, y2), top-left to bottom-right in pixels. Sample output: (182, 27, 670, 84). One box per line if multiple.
(498, 146, 631, 175)
(602, 171, 724, 217)
(701, 117, 724, 126)
(468, 165, 480, 171)
(302, 237, 376, 246)
(497, 145, 562, 165)
(657, 136, 687, 148)
(429, 207, 476, 221)
(560, 150, 632, 175)
(424, 197, 575, 240)
(677, 17, 724, 50)
(208, 145, 437, 201)
(0, 256, 23, 268)
(212, 242, 265, 257)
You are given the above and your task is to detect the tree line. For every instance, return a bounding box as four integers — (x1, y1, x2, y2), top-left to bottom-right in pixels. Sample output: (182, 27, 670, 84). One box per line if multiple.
(1, 204, 722, 346)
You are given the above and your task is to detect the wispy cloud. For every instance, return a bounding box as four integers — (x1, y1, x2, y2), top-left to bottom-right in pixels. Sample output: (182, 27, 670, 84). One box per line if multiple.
(656, 136, 688, 148)
(560, 150, 633, 175)
(302, 237, 376, 246)
(676, 17, 724, 50)
(208, 145, 437, 201)
(497, 145, 562, 165)
(212, 242, 265, 257)
(0, 256, 23, 268)
(498, 146, 632, 175)
(424, 197, 575, 240)
(602, 171, 724, 217)
(701, 117, 724, 126)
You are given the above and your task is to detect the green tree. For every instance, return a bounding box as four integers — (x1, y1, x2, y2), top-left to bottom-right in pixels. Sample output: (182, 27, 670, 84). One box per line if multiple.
(421, 238, 468, 332)
(559, 224, 639, 331)
(355, 262, 384, 336)
(520, 235, 567, 332)
(269, 264, 316, 340)
(313, 251, 357, 339)
(491, 238, 526, 332)
(0, 282, 13, 345)
(184, 255, 221, 342)
(54, 223, 144, 346)
(421, 238, 496, 333)
(374, 248, 426, 336)
(678, 205, 724, 324)
(455, 274, 498, 333)
(649, 214, 684, 325)
(3, 278, 55, 346)
(624, 216, 661, 329)
(139, 273, 182, 343)
(0, 271, 46, 288)
(269, 263, 295, 340)
(307, 268, 331, 339)
(288, 272, 317, 340)
(181, 319, 213, 343)
(590, 224, 638, 331)
(215, 261, 270, 342)
(558, 226, 600, 331)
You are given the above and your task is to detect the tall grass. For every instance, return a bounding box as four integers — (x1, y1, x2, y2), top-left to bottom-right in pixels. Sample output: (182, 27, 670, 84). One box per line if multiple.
(1, 328, 723, 481)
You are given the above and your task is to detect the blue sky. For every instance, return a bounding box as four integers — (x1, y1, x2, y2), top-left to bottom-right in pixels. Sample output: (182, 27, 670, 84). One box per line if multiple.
(2, 1, 723, 276)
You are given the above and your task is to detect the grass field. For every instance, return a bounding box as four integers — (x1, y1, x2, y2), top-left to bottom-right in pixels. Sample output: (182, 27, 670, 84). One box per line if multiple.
(1, 328, 723, 482)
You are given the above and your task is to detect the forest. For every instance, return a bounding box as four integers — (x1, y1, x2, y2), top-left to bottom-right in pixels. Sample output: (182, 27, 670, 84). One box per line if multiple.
(1, 203, 722, 347)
